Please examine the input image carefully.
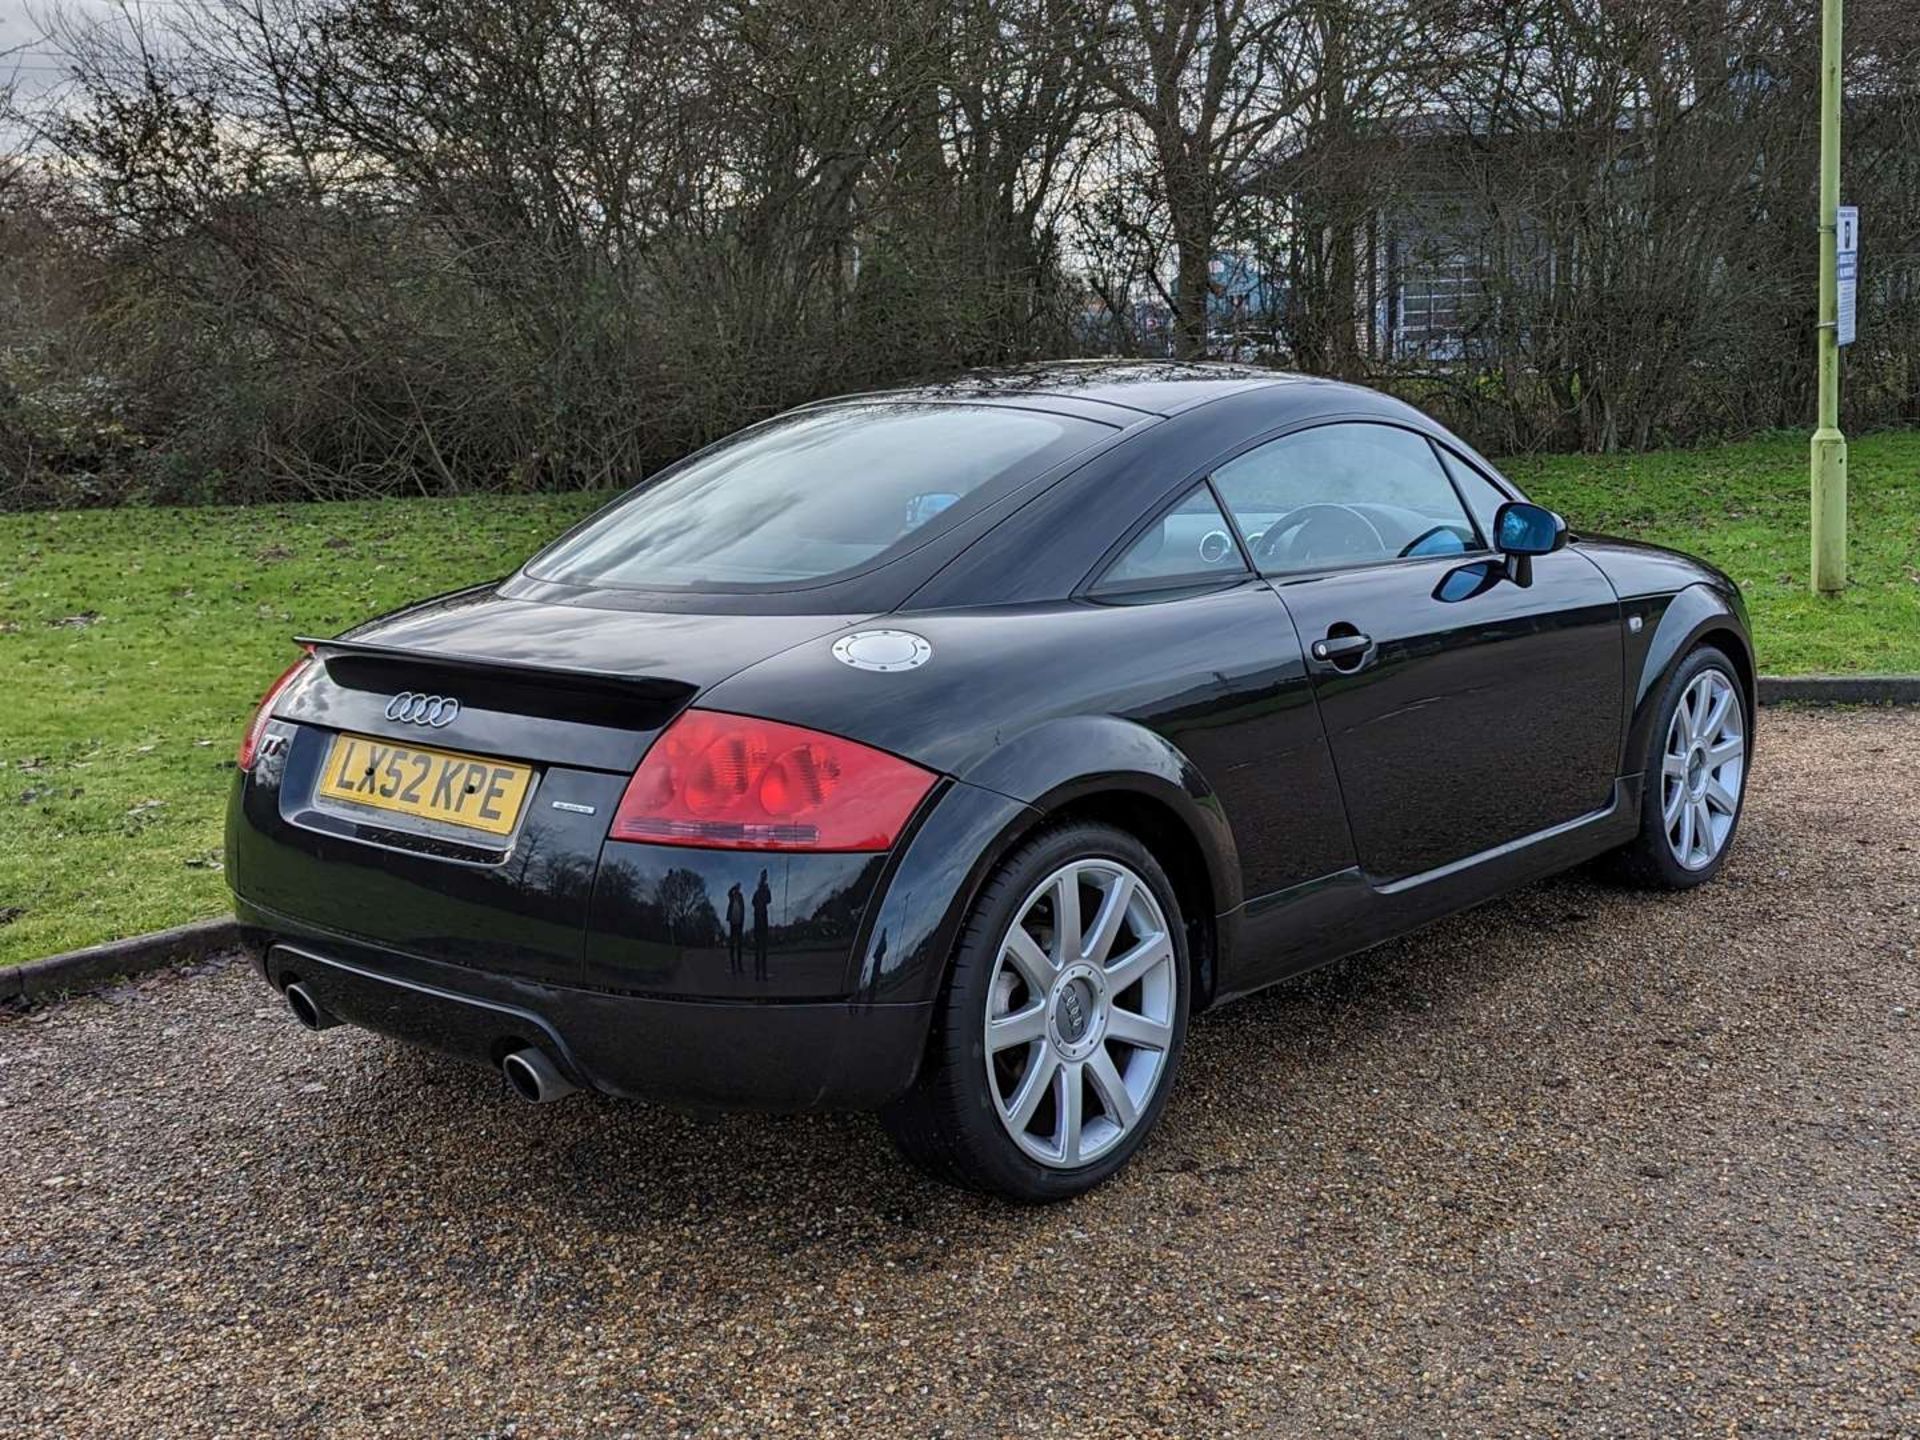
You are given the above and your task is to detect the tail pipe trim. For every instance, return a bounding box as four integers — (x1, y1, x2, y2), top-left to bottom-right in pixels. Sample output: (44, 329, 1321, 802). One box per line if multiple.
(284, 980, 341, 1032)
(501, 1046, 578, 1104)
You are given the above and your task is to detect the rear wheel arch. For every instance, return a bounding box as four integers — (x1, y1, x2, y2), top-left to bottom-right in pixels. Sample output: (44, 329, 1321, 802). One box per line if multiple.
(861, 749, 1237, 1027)
(1015, 788, 1222, 1012)
(960, 714, 1241, 913)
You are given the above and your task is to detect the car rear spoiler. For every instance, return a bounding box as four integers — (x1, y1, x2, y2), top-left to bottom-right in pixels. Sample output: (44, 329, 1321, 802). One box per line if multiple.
(295, 634, 700, 731)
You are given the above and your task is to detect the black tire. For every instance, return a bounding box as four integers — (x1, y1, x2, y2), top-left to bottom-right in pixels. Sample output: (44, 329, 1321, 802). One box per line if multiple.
(1611, 643, 1750, 890)
(879, 822, 1191, 1202)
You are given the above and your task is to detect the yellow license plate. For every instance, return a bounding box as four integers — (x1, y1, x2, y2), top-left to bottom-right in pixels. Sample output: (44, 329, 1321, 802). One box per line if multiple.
(316, 733, 534, 837)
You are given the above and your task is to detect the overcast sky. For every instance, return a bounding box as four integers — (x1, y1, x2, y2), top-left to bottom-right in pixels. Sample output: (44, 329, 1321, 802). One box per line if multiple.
(5, 0, 129, 103)
(3, 0, 169, 148)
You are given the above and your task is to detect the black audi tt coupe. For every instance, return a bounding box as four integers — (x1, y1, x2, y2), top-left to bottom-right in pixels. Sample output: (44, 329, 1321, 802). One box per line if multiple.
(227, 362, 1753, 1200)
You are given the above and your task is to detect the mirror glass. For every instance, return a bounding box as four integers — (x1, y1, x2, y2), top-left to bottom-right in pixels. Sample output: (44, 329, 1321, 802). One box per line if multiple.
(1494, 502, 1564, 556)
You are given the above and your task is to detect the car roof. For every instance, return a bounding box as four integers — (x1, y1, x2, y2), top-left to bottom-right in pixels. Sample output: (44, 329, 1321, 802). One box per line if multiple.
(821, 360, 1323, 419)
(505, 365, 1494, 615)
(892, 374, 1507, 610)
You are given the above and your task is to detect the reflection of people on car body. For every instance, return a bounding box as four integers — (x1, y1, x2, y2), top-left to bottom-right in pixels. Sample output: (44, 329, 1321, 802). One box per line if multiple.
(725, 882, 745, 974)
(752, 870, 773, 981)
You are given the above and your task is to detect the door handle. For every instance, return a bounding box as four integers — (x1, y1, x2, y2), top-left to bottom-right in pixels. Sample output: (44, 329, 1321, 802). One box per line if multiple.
(1310, 632, 1374, 665)
(1313, 629, 1374, 675)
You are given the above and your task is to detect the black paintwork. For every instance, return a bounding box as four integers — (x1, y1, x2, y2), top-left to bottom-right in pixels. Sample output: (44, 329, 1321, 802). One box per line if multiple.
(226, 363, 1754, 1109)
(584, 847, 889, 999)
(254, 938, 931, 1109)
(1270, 548, 1622, 881)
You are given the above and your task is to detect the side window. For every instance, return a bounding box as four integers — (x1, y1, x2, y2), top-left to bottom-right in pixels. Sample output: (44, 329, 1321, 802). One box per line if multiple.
(1212, 423, 1485, 575)
(1092, 484, 1249, 594)
(1434, 446, 1512, 543)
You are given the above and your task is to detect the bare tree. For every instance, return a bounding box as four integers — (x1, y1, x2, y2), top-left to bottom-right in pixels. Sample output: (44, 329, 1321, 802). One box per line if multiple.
(5, 0, 1920, 502)
(1070, 0, 1317, 357)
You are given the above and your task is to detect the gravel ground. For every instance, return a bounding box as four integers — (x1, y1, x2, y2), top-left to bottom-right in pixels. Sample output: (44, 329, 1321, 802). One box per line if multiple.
(3, 708, 1917, 1439)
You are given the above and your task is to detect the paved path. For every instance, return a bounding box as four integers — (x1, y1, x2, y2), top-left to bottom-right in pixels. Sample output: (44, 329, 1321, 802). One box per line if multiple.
(4, 710, 1917, 1437)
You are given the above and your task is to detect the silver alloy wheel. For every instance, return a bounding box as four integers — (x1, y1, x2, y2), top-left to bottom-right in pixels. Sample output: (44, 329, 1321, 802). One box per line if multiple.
(1662, 667, 1747, 870)
(983, 858, 1178, 1169)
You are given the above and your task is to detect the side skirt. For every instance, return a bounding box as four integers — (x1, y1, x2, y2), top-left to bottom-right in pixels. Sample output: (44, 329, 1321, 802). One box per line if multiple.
(1213, 775, 1643, 1005)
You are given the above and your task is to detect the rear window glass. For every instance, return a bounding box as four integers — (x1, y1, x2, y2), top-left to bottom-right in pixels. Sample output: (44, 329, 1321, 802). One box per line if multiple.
(525, 403, 1111, 590)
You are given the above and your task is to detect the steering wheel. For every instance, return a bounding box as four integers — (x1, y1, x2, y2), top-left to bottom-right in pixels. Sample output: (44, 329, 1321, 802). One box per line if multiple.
(1252, 503, 1388, 569)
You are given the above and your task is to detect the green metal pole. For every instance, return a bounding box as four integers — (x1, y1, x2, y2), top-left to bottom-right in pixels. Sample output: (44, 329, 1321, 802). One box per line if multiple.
(1810, 0, 1847, 593)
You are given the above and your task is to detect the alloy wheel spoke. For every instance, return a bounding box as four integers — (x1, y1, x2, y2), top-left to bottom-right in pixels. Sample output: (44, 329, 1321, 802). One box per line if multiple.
(1081, 872, 1132, 966)
(1692, 798, 1715, 856)
(1699, 684, 1733, 742)
(1663, 779, 1687, 827)
(1050, 873, 1082, 968)
(1676, 797, 1695, 859)
(1002, 925, 1056, 992)
(987, 1002, 1047, 1053)
(1106, 1005, 1172, 1050)
(1686, 682, 1710, 742)
(1662, 748, 1689, 780)
(1704, 777, 1740, 817)
(1105, 932, 1172, 991)
(1707, 736, 1744, 768)
(1086, 1046, 1137, 1133)
(1055, 1061, 1084, 1165)
(1006, 1048, 1058, 1130)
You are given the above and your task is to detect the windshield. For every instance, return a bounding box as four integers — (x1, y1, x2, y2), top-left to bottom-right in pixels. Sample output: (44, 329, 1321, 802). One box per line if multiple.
(525, 403, 1112, 590)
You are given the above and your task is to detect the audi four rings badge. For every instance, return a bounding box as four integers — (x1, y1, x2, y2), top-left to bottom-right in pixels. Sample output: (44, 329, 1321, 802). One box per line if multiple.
(385, 692, 461, 727)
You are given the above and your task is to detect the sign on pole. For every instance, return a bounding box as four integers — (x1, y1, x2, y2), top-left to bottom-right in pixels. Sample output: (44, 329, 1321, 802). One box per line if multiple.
(1836, 205, 1859, 347)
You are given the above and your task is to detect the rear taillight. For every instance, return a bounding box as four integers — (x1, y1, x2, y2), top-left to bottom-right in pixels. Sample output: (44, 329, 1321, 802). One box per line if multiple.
(237, 648, 314, 771)
(610, 708, 936, 852)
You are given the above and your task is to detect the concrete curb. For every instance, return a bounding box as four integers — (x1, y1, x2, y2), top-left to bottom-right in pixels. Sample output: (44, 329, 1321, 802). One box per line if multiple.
(1757, 674, 1920, 706)
(0, 917, 239, 1006)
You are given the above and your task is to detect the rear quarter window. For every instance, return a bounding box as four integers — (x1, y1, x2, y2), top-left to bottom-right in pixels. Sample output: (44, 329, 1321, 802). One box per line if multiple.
(1092, 484, 1249, 595)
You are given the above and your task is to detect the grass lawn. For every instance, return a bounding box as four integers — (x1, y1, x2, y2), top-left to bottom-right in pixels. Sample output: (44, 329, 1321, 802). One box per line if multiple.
(1509, 429, 1920, 675)
(0, 493, 605, 968)
(2, 428, 1916, 966)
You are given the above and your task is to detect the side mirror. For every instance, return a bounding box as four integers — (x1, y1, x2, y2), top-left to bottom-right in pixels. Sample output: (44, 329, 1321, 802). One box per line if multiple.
(1492, 502, 1567, 588)
(1493, 501, 1568, 557)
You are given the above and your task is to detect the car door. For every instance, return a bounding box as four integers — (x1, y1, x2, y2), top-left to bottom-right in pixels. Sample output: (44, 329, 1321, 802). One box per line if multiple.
(1078, 480, 1357, 904)
(1210, 421, 1623, 884)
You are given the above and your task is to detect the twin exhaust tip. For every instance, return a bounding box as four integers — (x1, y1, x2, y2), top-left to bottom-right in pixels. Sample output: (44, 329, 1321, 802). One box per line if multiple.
(283, 981, 340, 1032)
(501, 1046, 579, 1104)
(282, 979, 575, 1104)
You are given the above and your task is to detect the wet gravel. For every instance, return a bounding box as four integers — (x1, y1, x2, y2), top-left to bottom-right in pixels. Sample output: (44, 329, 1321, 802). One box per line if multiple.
(3, 708, 1918, 1438)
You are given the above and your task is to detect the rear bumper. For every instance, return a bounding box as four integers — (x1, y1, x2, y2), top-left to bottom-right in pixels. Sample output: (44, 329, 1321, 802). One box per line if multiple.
(228, 736, 1036, 1107)
(239, 908, 933, 1111)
